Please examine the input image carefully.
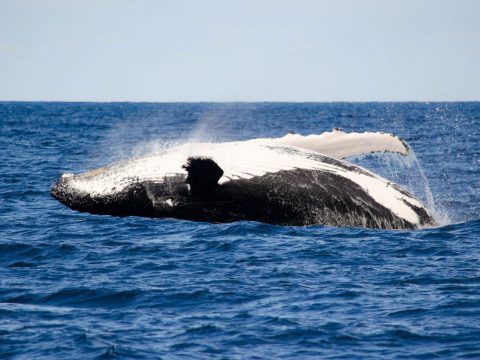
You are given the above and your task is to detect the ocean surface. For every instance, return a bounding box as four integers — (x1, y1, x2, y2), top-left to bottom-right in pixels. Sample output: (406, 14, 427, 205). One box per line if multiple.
(1, 102, 479, 359)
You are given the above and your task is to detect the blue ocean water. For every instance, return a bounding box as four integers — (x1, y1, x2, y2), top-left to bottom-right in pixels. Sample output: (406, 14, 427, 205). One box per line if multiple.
(0, 102, 479, 359)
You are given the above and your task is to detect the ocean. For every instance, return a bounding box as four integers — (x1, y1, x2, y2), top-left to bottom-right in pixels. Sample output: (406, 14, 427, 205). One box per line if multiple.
(0, 102, 479, 359)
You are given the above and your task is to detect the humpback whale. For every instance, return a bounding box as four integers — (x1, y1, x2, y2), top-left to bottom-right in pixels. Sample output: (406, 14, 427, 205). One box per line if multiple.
(51, 129, 435, 229)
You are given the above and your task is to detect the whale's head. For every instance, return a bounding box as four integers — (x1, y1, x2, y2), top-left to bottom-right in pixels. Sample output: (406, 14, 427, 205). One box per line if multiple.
(50, 159, 189, 217)
(50, 169, 144, 216)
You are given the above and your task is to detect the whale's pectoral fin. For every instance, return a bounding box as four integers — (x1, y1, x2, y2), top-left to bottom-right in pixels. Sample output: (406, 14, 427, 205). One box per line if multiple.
(182, 157, 224, 196)
(273, 129, 410, 159)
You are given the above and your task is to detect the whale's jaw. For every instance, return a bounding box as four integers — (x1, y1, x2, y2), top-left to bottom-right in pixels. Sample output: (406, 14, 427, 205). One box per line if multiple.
(51, 174, 156, 217)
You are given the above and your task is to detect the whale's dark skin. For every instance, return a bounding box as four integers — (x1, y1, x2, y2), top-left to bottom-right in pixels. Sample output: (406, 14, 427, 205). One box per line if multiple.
(51, 157, 434, 229)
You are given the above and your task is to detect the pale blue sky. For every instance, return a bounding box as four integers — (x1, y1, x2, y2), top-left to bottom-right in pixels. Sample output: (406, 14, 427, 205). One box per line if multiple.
(0, 0, 479, 101)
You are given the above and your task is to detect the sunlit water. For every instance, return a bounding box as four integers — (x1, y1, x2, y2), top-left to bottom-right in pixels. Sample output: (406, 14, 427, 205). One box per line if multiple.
(0, 102, 479, 359)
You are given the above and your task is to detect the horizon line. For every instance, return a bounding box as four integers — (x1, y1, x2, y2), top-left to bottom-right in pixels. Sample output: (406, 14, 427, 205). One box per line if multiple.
(1, 99, 479, 104)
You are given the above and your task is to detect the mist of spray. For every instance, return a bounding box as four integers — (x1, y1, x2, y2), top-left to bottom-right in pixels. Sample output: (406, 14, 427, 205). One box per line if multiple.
(88, 105, 241, 169)
(351, 149, 450, 226)
(183, 105, 243, 156)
